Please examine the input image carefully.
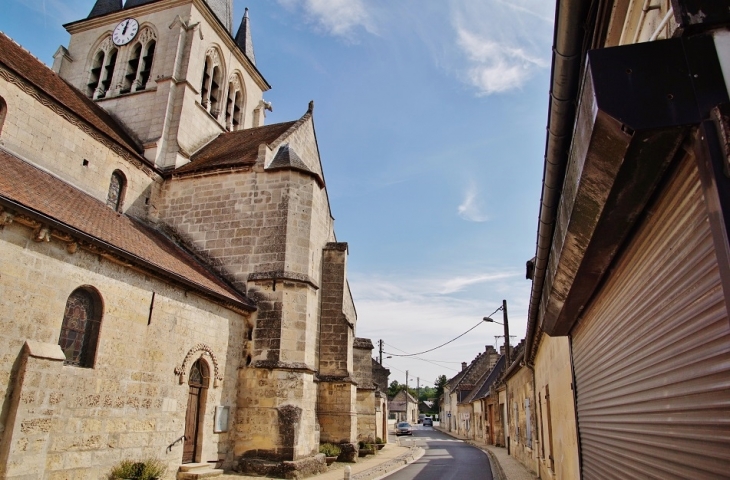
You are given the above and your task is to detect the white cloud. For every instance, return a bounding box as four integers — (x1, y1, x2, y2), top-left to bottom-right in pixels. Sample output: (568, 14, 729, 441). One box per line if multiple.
(450, 0, 553, 95)
(277, 0, 374, 38)
(458, 182, 489, 222)
(457, 28, 547, 95)
(440, 272, 518, 294)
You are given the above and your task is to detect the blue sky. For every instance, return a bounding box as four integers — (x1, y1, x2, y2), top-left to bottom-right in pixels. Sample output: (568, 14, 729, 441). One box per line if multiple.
(2, 0, 555, 389)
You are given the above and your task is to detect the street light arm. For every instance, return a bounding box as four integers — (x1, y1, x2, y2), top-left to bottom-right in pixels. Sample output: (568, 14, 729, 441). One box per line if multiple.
(483, 317, 504, 325)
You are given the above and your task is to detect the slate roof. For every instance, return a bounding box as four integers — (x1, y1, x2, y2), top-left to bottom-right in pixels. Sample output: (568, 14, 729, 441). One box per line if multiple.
(0, 32, 145, 160)
(174, 121, 296, 176)
(0, 149, 254, 311)
(463, 354, 506, 404)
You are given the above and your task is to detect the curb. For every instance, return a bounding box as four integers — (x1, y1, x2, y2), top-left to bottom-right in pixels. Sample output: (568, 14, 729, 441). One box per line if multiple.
(468, 441, 505, 480)
(353, 446, 424, 480)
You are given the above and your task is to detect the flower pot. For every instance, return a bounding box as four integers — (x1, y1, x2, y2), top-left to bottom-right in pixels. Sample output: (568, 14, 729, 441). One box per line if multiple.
(325, 456, 337, 466)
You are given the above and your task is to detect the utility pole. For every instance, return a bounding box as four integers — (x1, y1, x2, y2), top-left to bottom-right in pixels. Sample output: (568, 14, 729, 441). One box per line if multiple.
(379, 339, 383, 364)
(503, 299, 511, 364)
(405, 370, 409, 423)
(417, 377, 420, 421)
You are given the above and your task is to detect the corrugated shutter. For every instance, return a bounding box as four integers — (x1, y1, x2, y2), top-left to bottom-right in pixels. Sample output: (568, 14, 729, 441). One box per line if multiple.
(572, 155, 730, 480)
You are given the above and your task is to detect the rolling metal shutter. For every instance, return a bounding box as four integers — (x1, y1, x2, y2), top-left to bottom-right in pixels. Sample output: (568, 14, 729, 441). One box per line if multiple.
(571, 155, 730, 479)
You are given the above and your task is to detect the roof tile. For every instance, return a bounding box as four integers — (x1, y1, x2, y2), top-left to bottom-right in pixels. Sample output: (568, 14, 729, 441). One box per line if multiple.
(0, 149, 253, 309)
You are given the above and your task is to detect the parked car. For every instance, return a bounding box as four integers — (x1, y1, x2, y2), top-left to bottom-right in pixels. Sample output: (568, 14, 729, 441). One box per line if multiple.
(422, 417, 433, 426)
(395, 422, 413, 436)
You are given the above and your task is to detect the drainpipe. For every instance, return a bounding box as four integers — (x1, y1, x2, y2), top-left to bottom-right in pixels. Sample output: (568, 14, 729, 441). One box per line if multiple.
(525, 0, 590, 363)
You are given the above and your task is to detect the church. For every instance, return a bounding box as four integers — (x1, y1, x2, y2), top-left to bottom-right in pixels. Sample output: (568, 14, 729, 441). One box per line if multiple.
(0, 0, 388, 478)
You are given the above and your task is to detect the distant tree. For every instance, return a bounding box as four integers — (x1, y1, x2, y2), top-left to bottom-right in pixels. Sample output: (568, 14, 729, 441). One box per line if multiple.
(388, 380, 401, 398)
(434, 375, 448, 399)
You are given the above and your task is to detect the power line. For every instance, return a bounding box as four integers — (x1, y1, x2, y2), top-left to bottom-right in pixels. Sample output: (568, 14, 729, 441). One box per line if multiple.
(384, 305, 503, 357)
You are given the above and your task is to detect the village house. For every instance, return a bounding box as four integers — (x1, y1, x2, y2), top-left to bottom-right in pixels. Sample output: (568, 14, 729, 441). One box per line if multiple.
(439, 346, 499, 437)
(387, 390, 417, 424)
(0, 0, 384, 478)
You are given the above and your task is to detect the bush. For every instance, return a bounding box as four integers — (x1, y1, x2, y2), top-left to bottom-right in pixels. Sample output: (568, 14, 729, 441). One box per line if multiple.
(319, 443, 341, 457)
(375, 437, 384, 444)
(109, 458, 166, 480)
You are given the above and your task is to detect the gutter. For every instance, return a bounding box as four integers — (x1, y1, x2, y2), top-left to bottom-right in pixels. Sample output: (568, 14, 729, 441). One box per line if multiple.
(525, 0, 590, 362)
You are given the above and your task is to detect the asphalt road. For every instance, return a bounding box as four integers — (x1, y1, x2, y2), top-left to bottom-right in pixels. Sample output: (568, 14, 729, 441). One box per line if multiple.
(385, 424, 493, 480)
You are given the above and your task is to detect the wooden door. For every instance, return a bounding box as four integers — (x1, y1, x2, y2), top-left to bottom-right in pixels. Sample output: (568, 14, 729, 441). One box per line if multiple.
(182, 359, 208, 463)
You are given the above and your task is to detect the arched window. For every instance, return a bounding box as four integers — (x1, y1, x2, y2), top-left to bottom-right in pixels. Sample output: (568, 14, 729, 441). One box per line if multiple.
(106, 170, 127, 211)
(121, 43, 142, 94)
(0, 96, 6, 136)
(87, 50, 106, 98)
(138, 40, 156, 90)
(58, 287, 103, 368)
(225, 74, 245, 131)
(200, 48, 225, 119)
(87, 36, 119, 99)
(99, 48, 118, 98)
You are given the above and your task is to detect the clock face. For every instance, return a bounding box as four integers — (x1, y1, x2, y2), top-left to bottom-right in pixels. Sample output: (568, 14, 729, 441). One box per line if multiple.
(112, 18, 139, 46)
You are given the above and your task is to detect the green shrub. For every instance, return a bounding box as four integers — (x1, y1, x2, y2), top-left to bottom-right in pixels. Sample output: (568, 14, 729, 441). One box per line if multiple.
(319, 443, 341, 457)
(358, 440, 366, 449)
(109, 458, 166, 480)
(375, 437, 384, 444)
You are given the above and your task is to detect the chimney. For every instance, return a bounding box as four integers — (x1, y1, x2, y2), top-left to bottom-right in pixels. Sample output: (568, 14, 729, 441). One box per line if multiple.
(461, 362, 467, 371)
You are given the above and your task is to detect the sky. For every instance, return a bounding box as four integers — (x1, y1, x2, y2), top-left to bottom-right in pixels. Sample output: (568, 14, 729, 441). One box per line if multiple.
(1, 0, 556, 391)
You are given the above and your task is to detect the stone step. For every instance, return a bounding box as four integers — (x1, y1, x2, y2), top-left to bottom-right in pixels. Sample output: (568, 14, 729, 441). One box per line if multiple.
(177, 463, 223, 480)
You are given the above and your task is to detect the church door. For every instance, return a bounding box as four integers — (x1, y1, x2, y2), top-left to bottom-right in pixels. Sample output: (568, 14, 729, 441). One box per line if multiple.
(183, 359, 208, 463)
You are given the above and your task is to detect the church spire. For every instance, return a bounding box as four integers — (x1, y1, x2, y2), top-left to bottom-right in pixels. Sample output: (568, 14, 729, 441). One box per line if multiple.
(235, 7, 256, 65)
(87, 0, 122, 19)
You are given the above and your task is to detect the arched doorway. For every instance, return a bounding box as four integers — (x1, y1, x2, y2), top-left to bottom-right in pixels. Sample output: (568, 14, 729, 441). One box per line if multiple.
(182, 358, 209, 463)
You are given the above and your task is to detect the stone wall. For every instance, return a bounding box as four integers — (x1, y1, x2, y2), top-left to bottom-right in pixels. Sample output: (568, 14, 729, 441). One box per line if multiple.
(506, 365, 538, 476)
(0, 220, 246, 479)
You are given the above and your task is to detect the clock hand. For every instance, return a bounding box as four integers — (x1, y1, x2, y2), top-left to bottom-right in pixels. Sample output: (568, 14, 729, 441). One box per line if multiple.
(122, 20, 128, 35)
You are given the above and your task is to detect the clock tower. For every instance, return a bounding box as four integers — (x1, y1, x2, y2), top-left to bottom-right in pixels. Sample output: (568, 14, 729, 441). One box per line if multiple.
(54, 0, 269, 169)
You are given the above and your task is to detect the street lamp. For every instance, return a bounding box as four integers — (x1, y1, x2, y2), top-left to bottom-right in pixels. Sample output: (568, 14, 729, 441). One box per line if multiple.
(483, 299, 510, 364)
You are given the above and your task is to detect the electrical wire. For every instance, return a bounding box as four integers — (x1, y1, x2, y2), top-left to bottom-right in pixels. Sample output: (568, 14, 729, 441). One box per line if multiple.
(383, 305, 503, 357)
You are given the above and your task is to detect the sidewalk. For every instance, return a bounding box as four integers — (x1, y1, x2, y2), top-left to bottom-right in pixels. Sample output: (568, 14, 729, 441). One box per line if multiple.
(223, 439, 423, 480)
(434, 427, 538, 480)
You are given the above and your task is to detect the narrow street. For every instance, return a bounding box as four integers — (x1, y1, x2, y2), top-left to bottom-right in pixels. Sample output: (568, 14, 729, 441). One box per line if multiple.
(386, 423, 493, 480)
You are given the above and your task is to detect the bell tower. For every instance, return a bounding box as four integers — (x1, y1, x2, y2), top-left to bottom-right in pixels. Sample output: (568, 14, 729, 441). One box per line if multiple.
(55, 0, 270, 169)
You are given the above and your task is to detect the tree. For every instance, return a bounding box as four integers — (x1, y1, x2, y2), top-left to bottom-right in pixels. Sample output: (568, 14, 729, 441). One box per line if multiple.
(434, 374, 448, 400)
(388, 380, 401, 398)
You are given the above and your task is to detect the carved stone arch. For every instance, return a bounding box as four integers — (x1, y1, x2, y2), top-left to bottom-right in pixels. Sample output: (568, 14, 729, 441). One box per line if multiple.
(136, 24, 158, 45)
(174, 344, 223, 388)
(205, 46, 223, 68)
(201, 46, 226, 117)
(225, 71, 246, 130)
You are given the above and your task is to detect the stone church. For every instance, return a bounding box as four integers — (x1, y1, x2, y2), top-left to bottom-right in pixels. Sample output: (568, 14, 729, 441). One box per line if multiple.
(0, 0, 386, 478)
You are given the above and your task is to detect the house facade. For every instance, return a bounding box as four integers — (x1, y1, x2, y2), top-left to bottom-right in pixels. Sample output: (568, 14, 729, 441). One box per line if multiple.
(0, 1, 378, 478)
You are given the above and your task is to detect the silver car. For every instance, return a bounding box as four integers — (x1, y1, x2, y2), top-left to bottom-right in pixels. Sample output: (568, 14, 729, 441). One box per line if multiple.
(395, 422, 413, 435)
